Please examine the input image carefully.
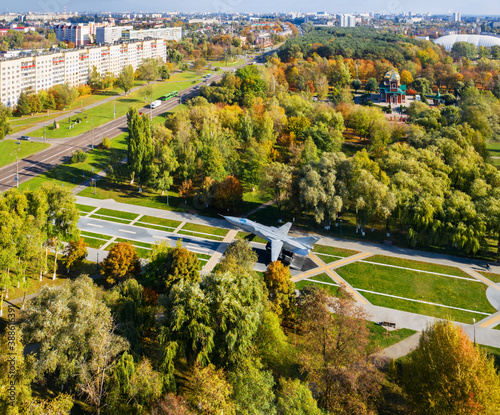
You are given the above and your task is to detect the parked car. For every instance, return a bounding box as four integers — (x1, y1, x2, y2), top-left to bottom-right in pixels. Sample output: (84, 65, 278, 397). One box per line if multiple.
(20, 135, 30, 140)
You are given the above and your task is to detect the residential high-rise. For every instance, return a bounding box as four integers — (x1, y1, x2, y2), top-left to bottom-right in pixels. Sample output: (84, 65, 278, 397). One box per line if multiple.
(0, 39, 168, 108)
(339, 14, 356, 27)
(453, 12, 461, 22)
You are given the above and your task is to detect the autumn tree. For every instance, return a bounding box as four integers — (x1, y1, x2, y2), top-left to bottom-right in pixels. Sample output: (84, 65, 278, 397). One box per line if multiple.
(101, 242, 141, 284)
(151, 393, 194, 415)
(144, 240, 200, 294)
(63, 238, 88, 271)
(213, 175, 243, 211)
(263, 261, 295, 320)
(178, 179, 194, 203)
(402, 320, 500, 415)
(297, 285, 383, 413)
(187, 364, 236, 415)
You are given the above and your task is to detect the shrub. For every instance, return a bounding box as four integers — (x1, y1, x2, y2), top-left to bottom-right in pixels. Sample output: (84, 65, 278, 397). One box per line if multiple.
(71, 149, 87, 163)
(102, 137, 112, 149)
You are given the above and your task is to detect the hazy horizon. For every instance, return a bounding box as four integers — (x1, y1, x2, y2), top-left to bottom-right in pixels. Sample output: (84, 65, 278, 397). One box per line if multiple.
(4, 0, 500, 17)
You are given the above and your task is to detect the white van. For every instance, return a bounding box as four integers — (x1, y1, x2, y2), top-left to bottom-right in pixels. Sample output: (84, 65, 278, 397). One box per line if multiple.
(151, 100, 162, 109)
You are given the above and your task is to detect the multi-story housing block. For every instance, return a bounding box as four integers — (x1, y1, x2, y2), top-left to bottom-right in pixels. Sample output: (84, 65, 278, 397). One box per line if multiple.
(0, 39, 169, 108)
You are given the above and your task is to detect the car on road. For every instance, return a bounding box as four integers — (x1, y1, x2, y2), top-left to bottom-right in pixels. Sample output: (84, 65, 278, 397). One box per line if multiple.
(20, 135, 30, 140)
(151, 100, 162, 109)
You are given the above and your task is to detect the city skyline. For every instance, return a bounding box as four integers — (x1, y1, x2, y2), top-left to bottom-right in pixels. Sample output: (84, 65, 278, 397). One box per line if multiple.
(4, 0, 500, 16)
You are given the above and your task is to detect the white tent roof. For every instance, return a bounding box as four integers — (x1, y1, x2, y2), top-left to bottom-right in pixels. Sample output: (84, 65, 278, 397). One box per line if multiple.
(433, 34, 500, 51)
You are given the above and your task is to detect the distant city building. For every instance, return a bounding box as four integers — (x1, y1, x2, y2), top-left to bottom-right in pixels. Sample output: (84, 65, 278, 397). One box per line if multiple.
(122, 27, 182, 42)
(379, 68, 407, 104)
(96, 26, 133, 44)
(339, 14, 356, 28)
(255, 32, 272, 48)
(453, 12, 461, 22)
(53, 23, 91, 45)
(0, 38, 168, 109)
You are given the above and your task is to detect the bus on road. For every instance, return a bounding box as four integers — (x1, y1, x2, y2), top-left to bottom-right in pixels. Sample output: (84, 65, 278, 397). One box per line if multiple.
(160, 91, 179, 100)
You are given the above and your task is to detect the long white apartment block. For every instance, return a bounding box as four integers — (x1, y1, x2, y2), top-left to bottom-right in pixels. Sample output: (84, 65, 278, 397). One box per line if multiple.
(0, 39, 168, 108)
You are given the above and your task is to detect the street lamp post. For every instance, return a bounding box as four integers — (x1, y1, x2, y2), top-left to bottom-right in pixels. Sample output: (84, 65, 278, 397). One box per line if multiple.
(473, 318, 476, 345)
(11, 141, 20, 188)
(91, 119, 94, 149)
(113, 98, 116, 119)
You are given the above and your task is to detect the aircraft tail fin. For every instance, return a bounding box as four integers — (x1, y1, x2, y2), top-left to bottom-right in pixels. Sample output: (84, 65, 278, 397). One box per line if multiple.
(278, 222, 292, 235)
(294, 235, 321, 248)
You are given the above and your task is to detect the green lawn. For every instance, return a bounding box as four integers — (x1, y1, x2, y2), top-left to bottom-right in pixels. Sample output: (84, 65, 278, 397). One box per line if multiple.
(365, 255, 471, 278)
(362, 292, 487, 324)
(135, 215, 181, 231)
(235, 231, 268, 244)
(80, 231, 112, 249)
(367, 322, 417, 352)
(19, 133, 127, 191)
(0, 140, 50, 168)
(90, 208, 139, 224)
(178, 222, 228, 240)
(295, 273, 342, 296)
(336, 262, 496, 318)
(478, 271, 500, 284)
(29, 73, 205, 139)
(314, 244, 360, 263)
(76, 204, 96, 213)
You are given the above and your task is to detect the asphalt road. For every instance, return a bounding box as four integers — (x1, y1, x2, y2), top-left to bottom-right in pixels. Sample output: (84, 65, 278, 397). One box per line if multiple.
(78, 216, 219, 256)
(0, 62, 248, 193)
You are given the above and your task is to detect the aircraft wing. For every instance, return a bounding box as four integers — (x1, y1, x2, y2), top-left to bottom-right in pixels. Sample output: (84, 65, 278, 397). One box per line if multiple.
(270, 239, 284, 262)
(278, 222, 292, 235)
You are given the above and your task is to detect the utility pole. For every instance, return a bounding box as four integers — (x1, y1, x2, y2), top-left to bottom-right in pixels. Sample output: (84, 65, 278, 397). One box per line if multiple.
(43, 125, 46, 143)
(91, 119, 94, 149)
(113, 98, 116, 119)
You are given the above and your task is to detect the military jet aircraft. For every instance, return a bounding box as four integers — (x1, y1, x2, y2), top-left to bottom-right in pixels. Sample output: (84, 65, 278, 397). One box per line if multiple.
(223, 216, 321, 262)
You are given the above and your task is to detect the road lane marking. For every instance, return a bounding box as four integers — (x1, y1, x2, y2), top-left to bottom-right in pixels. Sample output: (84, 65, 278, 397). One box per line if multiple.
(87, 223, 103, 228)
(119, 229, 136, 234)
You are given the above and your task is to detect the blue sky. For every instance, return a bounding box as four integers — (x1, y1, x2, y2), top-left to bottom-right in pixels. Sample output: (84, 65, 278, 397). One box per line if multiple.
(8, 0, 500, 15)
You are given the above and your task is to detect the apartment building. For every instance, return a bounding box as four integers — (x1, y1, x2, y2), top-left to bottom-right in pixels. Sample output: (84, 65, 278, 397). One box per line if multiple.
(53, 23, 91, 45)
(96, 26, 133, 44)
(96, 26, 182, 44)
(0, 38, 168, 108)
(339, 14, 357, 27)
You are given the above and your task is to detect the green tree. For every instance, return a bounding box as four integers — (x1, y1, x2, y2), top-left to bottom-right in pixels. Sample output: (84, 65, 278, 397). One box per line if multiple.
(41, 183, 80, 280)
(137, 58, 159, 83)
(116, 65, 135, 95)
(16, 91, 32, 115)
(218, 239, 257, 274)
(88, 66, 103, 93)
(101, 242, 141, 284)
(402, 320, 500, 415)
(159, 64, 170, 80)
(275, 378, 321, 415)
(260, 162, 293, 220)
(351, 78, 362, 92)
(228, 359, 276, 415)
(22, 276, 129, 388)
(127, 108, 155, 186)
(451, 41, 477, 60)
(0, 103, 12, 140)
(365, 77, 378, 93)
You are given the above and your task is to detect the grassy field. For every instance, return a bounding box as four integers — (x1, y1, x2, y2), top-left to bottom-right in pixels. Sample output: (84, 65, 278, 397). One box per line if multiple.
(135, 215, 181, 231)
(314, 244, 360, 263)
(295, 273, 341, 296)
(29, 73, 205, 139)
(76, 204, 96, 213)
(18, 133, 127, 191)
(478, 271, 500, 284)
(0, 140, 50, 168)
(80, 231, 111, 249)
(336, 262, 496, 322)
(365, 255, 471, 278)
(90, 208, 139, 224)
(178, 222, 228, 241)
(367, 322, 416, 351)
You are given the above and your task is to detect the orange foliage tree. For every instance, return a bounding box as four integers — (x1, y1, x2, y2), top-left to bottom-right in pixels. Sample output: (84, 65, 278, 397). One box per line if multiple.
(101, 242, 141, 284)
(213, 176, 243, 212)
